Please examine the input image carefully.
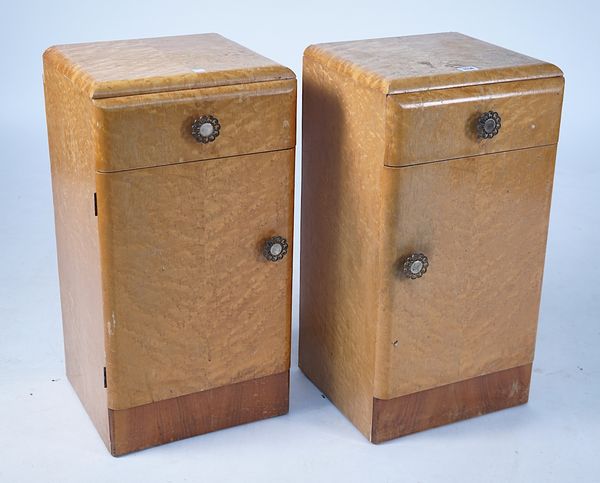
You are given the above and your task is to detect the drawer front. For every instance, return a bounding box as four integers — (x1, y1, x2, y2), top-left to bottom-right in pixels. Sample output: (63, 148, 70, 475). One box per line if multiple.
(97, 149, 294, 410)
(385, 77, 563, 167)
(374, 146, 555, 400)
(94, 79, 296, 172)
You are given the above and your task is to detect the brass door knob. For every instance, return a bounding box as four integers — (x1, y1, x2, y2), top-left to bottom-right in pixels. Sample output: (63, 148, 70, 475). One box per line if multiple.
(192, 115, 220, 143)
(477, 111, 501, 139)
(402, 253, 429, 279)
(263, 236, 288, 262)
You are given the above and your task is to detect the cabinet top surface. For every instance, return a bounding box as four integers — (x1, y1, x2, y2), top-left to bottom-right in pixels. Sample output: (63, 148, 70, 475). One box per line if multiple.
(44, 33, 295, 99)
(305, 32, 562, 94)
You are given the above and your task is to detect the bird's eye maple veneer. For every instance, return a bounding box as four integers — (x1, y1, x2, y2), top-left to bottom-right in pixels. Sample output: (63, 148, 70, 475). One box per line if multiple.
(43, 33, 296, 456)
(299, 32, 564, 443)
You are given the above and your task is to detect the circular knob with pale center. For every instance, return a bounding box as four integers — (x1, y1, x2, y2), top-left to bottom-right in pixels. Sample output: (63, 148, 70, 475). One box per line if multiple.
(192, 115, 220, 143)
(263, 236, 288, 262)
(402, 253, 429, 279)
(477, 111, 501, 139)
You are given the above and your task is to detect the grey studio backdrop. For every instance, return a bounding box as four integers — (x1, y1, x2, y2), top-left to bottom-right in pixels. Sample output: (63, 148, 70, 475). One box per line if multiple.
(0, 1, 598, 482)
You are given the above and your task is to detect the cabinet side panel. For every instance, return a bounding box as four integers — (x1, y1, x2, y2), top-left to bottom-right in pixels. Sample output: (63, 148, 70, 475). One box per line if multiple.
(43, 53, 109, 446)
(299, 55, 386, 437)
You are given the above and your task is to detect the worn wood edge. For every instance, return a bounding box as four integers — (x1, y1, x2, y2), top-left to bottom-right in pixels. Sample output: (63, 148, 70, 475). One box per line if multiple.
(370, 363, 532, 443)
(89, 66, 296, 100)
(304, 34, 563, 95)
(44, 34, 295, 100)
(386, 68, 563, 95)
(303, 43, 388, 94)
(108, 370, 289, 456)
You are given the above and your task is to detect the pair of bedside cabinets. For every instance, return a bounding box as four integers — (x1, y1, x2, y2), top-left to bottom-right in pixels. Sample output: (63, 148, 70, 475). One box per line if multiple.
(44, 32, 564, 455)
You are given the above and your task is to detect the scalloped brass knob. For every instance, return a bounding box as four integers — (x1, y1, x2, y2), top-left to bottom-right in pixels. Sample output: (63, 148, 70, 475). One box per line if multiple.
(477, 111, 501, 139)
(263, 236, 288, 262)
(192, 115, 220, 143)
(402, 253, 429, 279)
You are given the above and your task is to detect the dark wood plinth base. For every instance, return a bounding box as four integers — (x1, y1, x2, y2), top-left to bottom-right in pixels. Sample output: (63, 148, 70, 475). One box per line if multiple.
(108, 371, 289, 456)
(371, 364, 532, 443)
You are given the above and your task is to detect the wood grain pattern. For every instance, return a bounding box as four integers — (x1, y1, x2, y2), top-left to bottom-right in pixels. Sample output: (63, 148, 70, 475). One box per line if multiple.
(299, 50, 387, 438)
(109, 371, 289, 456)
(385, 77, 564, 167)
(375, 147, 555, 400)
(299, 33, 563, 442)
(305, 32, 562, 95)
(371, 364, 532, 443)
(44, 33, 294, 99)
(43, 47, 110, 448)
(94, 80, 296, 172)
(98, 149, 294, 410)
(44, 33, 296, 453)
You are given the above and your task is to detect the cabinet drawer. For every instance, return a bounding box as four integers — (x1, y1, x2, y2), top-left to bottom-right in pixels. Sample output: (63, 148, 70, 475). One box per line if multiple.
(94, 79, 296, 172)
(384, 77, 563, 167)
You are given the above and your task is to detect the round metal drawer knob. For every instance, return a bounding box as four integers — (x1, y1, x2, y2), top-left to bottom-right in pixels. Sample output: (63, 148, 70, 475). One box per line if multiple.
(192, 115, 220, 143)
(477, 111, 501, 139)
(402, 253, 429, 279)
(263, 236, 288, 262)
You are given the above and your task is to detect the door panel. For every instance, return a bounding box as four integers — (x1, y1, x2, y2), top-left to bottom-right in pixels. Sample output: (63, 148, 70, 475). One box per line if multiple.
(374, 146, 555, 399)
(97, 149, 294, 410)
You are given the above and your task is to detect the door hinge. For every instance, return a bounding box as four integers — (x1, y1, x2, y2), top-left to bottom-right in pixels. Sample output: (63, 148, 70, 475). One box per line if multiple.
(103, 366, 107, 388)
(94, 193, 98, 217)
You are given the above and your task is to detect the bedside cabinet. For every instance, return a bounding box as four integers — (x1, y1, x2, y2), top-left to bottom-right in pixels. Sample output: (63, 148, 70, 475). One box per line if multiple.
(44, 34, 296, 455)
(299, 33, 563, 442)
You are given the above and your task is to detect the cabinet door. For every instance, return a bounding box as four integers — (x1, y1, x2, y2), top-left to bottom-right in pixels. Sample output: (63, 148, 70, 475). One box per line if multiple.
(97, 149, 294, 410)
(374, 146, 555, 400)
